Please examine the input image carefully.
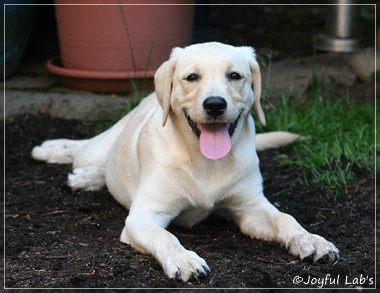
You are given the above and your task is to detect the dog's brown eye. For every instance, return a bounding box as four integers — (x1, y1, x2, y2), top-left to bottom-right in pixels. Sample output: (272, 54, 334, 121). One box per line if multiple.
(228, 72, 243, 80)
(185, 73, 199, 82)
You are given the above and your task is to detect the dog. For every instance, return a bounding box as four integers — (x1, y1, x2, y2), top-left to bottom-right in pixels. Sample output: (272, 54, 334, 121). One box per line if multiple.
(32, 42, 339, 282)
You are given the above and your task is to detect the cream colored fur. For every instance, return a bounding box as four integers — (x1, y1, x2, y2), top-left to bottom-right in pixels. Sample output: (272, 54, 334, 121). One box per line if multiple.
(32, 42, 338, 281)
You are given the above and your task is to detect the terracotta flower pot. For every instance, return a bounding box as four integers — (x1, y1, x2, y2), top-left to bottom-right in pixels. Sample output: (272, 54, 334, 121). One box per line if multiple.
(48, 0, 194, 93)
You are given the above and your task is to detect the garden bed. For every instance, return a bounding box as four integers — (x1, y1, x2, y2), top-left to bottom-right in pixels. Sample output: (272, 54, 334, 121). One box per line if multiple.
(4, 115, 376, 289)
(4, 3, 377, 289)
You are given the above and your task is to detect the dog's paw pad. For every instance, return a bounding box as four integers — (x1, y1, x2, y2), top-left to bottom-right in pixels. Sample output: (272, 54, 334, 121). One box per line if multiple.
(302, 253, 315, 264)
(316, 251, 339, 265)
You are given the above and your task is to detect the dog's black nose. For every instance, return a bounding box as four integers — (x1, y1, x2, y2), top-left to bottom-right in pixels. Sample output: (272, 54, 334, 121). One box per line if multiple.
(203, 96, 227, 118)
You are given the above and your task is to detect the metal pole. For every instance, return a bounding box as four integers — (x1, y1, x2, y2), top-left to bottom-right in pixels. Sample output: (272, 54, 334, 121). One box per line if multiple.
(315, 0, 359, 53)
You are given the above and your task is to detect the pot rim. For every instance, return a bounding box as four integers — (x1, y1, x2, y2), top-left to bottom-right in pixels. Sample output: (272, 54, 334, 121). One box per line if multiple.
(46, 57, 156, 79)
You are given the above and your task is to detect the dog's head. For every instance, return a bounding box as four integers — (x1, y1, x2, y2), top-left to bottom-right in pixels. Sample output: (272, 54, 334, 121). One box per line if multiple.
(154, 42, 265, 160)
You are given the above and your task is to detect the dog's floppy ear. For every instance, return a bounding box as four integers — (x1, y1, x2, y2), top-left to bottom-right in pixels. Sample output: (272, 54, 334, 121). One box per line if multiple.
(239, 46, 266, 126)
(154, 47, 183, 127)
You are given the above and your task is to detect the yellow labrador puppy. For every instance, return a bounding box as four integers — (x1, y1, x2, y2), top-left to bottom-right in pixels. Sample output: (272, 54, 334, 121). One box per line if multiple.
(32, 42, 339, 281)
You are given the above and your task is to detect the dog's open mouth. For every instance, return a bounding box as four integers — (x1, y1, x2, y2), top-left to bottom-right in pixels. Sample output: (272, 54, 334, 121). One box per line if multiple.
(184, 111, 241, 160)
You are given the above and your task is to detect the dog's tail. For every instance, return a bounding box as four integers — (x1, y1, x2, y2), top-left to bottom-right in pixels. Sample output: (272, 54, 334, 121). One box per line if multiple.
(255, 132, 304, 151)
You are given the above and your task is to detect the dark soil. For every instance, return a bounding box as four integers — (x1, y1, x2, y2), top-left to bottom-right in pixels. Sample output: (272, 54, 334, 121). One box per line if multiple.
(4, 115, 376, 289)
(3, 3, 377, 290)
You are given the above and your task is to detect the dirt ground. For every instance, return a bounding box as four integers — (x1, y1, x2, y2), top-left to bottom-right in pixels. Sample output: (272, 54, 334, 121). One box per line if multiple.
(3, 3, 377, 290)
(4, 113, 376, 289)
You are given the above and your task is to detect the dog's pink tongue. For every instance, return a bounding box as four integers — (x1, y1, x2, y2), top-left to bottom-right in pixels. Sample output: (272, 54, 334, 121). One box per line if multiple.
(199, 123, 231, 160)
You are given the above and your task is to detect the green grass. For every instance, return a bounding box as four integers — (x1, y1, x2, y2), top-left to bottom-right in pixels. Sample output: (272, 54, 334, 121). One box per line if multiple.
(89, 92, 146, 133)
(90, 80, 375, 198)
(256, 86, 376, 198)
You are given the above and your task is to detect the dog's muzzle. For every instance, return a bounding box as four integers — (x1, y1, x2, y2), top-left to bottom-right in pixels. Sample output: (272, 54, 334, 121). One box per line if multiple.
(184, 112, 241, 138)
(184, 111, 242, 160)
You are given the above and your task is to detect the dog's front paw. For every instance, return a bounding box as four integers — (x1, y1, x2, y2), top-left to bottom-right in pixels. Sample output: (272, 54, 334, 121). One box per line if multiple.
(287, 233, 339, 264)
(162, 249, 210, 282)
